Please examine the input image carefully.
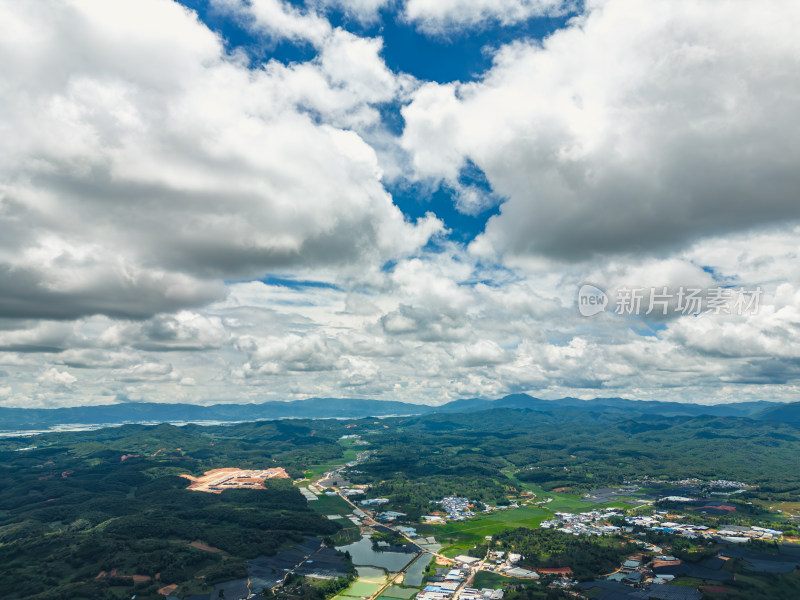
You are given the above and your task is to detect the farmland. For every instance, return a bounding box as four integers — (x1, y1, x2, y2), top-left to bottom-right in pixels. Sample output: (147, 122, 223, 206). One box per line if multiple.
(416, 506, 549, 557)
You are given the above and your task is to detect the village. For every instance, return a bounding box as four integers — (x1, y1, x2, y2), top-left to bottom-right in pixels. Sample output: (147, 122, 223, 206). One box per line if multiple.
(308, 469, 796, 600)
(541, 508, 783, 543)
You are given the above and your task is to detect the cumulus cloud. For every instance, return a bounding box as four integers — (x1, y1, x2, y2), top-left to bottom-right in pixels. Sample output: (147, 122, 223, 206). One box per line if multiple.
(0, 322, 76, 353)
(237, 333, 347, 376)
(454, 340, 507, 367)
(116, 361, 177, 383)
(38, 367, 77, 387)
(404, 0, 571, 33)
(212, 0, 332, 45)
(401, 0, 800, 262)
(58, 348, 141, 369)
(256, 28, 418, 131)
(0, 0, 440, 321)
(134, 312, 229, 351)
(312, 0, 392, 24)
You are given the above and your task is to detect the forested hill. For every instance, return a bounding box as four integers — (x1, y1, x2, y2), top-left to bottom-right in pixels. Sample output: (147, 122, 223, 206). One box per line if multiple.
(345, 408, 800, 510)
(0, 394, 791, 430)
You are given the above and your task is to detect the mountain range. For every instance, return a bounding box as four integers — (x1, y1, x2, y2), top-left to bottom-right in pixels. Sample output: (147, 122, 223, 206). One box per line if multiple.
(2, 394, 799, 431)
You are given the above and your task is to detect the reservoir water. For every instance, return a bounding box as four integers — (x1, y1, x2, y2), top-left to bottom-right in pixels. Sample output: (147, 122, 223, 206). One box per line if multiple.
(336, 535, 418, 572)
(403, 553, 433, 586)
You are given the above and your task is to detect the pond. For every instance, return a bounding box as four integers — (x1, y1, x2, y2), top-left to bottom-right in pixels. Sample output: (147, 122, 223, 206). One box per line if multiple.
(403, 553, 433, 587)
(336, 535, 419, 572)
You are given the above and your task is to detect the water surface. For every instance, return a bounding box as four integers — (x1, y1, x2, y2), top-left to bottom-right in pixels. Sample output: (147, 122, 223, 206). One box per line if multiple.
(336, 536, 418, 572)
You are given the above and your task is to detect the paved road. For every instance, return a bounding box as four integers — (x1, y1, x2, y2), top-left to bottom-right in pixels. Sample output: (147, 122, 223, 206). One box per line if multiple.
(311, 453, 522, 600)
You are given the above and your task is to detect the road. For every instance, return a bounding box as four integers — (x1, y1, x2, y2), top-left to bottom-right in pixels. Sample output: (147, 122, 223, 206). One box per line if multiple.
(317, 471, 493, 600)
(311, 453, 526, 600)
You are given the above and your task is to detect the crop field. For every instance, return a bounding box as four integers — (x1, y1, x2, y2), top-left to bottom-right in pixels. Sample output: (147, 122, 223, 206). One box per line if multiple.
(506, 476, 632, 513)
(770, 501, 800, 514)
(307, 493, 355, 515)
(417, 506, 550, 556)
(473, 571, 537, 588)
(304, 439, 362, 480)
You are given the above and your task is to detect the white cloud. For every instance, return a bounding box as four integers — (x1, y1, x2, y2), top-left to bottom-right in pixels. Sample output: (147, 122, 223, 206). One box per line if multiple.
(58, 348, 141, 369)
(38, 367, 77, 387)
(3, 212, 800, 408)
(117, 361, 177, 383)
(212, 0, 332, 46)
(401, 0, 800, 262)
(134, 312, 230, 351)
(313, 0, 392, 23)
(0, 0, 440, 321)
(404, 0, 571, 33)
(237, 333, 347, 375)
(454, 340, 507, 367)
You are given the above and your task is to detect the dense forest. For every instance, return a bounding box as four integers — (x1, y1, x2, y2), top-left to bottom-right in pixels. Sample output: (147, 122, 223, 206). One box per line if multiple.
(346, 409, 800, 511)
(0, 421, 349, 600)
(493, 528, 634, 581)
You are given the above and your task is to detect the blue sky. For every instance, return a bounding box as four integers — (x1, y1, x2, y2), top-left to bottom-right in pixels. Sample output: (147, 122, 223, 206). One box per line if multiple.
(1, 0, 800, 408)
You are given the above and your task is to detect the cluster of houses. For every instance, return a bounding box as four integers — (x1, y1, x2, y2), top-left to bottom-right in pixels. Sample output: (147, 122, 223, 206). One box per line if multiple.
(633, 476, 751, 490)
(625, 512, 783, 543)
(415, 566, 468, 600)
(624, 513, 711, 539)
(540, 508, 783, 545)
(460, 588, 505, 600)
(714, 525, 784, 543)
(415, 565, 504, 600)
(667, 478, 751, 490)
(604, 555, 678, 586)
(435, 496, 476, 521)
(705, 479, 752, 490)
(340, 486, 367, 498)
(483, 550, 536, 579)
(360, 497, 389, 506)
(478, 549, 575, 587)
(420, 498, 520, 524)
(339, 434, 369, 445)
(376, 510, 408, 522)
(540, 510, 624, 536)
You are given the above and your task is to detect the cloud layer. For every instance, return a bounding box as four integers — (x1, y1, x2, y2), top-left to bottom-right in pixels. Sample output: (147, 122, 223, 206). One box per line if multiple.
(1, 0, 799, 409)
(0, 0, 440, 320)
(402, 0, 800, 261)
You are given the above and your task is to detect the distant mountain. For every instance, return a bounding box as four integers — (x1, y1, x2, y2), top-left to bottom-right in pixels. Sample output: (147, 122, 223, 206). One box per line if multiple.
(0, 393, 785, 431)
(0, 398, 433, 430)
(752, 401, 800, 423)
(434, 394, 773, 418)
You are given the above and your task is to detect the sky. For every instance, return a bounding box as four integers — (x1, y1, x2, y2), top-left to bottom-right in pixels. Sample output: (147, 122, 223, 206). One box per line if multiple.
(1, 0, 800, 409)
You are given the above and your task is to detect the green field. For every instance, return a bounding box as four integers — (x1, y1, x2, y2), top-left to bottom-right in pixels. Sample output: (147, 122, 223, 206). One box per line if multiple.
(504, 474, 632, 513)
(303, 493, 361, 543)
(307, 492, 355, 516)
(414, 483, 634, 557)
(417, 506, 550, 556)
(305, 439, 362, 480)
(473, 571, 538, 588)
(340, 580, 384, 597)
